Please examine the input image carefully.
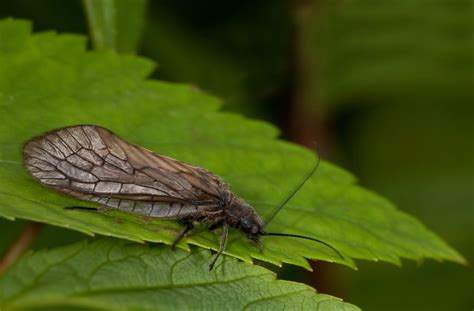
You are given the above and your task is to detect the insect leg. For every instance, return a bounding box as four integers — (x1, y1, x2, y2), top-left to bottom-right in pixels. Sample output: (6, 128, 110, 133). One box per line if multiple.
(171, 223, 193, 251)
(208, 220, 225, 231)
(209, 223, 228, 271)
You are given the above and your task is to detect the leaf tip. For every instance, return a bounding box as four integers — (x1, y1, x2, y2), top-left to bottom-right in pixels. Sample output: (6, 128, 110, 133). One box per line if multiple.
(450, 254, 469, 266)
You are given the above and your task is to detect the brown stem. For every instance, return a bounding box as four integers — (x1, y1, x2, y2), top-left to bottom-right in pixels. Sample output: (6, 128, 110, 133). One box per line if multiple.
(287, 0, 344, 298)
(286, 0, 335, 156)
(0, 222, 43, 275)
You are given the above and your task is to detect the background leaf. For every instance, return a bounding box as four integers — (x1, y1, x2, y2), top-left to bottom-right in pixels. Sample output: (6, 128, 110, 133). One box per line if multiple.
(0, 19, 465, 271)
(316, 0, 472, 111)
(82, 0, 148, 52)
(0, 238, 359, 311)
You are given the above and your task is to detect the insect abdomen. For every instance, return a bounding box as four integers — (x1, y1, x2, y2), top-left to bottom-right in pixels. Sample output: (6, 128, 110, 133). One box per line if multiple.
(89, 197, 200, 218)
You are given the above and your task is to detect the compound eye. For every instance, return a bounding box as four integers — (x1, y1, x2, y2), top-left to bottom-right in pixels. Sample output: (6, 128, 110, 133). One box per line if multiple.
(240, 219, 251, 230)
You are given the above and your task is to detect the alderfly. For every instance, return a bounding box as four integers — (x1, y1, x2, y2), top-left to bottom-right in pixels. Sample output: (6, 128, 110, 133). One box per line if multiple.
(23, 125, 343, 269)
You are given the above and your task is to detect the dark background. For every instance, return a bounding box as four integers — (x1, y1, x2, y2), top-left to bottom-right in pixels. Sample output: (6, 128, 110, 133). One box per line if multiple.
(1, 1, 472, 310)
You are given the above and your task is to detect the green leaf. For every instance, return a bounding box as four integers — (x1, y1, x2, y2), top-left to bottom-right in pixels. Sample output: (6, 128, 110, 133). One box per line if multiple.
(0, 19, 465, 271)
(82, 0, 148, 52)
(316, 0, 472, 109)
(0, 239, 359, 311)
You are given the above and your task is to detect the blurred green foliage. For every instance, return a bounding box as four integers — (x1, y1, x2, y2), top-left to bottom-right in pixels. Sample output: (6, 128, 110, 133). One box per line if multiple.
(82, 0, 147, 52)
(0, 1, 472, 310)
(316, 1, 473, 310)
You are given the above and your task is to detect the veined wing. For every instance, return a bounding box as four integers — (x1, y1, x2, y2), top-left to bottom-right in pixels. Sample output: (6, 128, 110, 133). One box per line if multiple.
(23, 125, 227, 212)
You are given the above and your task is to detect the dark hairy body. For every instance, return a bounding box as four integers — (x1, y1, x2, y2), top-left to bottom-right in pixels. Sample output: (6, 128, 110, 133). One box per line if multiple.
(23, 125, 342, 269)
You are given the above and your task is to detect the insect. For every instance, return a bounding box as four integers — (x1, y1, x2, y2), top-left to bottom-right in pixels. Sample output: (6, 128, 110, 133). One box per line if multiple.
(23, 125, 343, 269)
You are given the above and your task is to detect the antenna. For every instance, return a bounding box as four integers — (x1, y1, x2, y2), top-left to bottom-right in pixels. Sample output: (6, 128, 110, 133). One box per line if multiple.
(259, 148, 343, 261)
(264, 149, 321, 227)
(262, 232, 344, 260)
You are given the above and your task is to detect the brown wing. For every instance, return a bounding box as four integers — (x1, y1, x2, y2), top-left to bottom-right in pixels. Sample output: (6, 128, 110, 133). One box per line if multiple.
(23, 125, 227, 216)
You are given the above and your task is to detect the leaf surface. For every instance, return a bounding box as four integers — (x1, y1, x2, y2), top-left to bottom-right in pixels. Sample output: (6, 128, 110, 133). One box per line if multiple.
(0, 239, 359, 311)
(0, 19, 465, 271)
